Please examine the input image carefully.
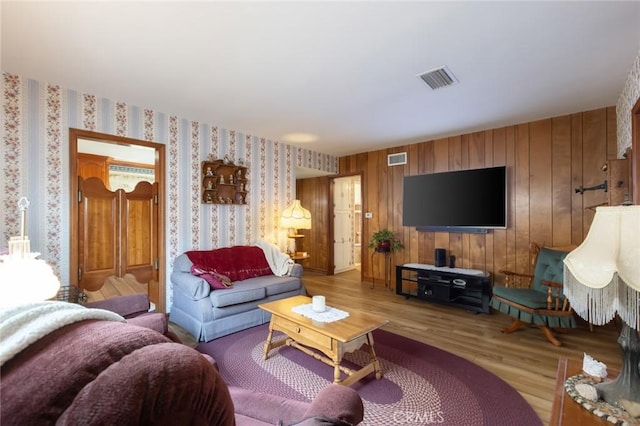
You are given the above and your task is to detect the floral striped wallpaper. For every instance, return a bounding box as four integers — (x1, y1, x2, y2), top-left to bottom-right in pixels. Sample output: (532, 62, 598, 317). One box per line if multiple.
(617, 49, 640, 157)
(1, 73, 337, 307)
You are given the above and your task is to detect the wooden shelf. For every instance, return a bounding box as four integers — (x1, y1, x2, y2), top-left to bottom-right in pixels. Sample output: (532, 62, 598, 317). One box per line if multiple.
(202, 159, 248, 204)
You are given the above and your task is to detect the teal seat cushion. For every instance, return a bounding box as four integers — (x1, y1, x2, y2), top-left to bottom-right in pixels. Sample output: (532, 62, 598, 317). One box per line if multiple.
(491, 287, 576, 329)
(492, 286, 547, 309)
(531, 247, 569, 293)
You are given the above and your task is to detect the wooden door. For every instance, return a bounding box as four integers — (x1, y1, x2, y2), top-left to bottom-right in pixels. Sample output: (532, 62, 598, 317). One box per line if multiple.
(77, 153, 110, 185)
(78, 177, 120, 291)
(78, 177, 159, 300)
(333, 177, 354, 273)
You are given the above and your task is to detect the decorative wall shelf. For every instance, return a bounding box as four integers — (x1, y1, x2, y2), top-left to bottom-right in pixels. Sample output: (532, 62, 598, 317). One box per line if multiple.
(201, 159, 248, 204)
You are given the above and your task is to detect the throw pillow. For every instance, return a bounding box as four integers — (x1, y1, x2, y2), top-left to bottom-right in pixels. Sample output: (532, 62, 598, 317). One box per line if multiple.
(191, 265, 233, 290)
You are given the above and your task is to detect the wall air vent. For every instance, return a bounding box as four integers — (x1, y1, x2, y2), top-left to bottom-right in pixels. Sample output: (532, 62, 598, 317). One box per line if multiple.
(418, 66, 458, 90)
(388, 152, 407, 166)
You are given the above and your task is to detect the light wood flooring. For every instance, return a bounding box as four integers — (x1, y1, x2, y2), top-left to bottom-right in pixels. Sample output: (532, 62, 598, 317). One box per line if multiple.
(306, 269, 621, 426)
(84, 274, 148, 304)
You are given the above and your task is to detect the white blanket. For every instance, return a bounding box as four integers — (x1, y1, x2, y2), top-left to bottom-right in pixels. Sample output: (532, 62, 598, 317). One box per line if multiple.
(0, 301, 125, 367)
(255, 239, 294, 277)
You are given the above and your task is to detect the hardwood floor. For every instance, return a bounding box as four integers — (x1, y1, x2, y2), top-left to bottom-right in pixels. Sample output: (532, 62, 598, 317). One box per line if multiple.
(304, 269, 621, 426)
(84, 274, 148, 303)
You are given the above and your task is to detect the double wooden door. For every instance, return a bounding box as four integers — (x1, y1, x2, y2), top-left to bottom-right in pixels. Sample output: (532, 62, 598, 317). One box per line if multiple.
(77, 177, 159, 304)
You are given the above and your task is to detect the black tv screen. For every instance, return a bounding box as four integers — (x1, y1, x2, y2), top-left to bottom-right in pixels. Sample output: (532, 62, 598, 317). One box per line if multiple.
(402, 166, 507, 231)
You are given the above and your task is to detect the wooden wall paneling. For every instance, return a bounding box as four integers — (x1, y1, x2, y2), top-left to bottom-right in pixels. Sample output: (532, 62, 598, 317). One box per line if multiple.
(297, 177, 329, 273)
(570, 113, 584, 245)
(552, 115, 573, 246)
(331, 106, 612, 288)
(483, 131, 495, 276)
(417, 141, 435, 265)
(405, 144, 420, 264)
(432, 138, 450, 263)
(504, 125, 519, 275)
(508, 124, 532, 272)
(529, 119, 553, 252)
(448, 135, 464, 267)
(468, 131, 488, 271)
(606, 106, 618, 160)
(492, 127, 508, 283)
(582, 109, 609, 233)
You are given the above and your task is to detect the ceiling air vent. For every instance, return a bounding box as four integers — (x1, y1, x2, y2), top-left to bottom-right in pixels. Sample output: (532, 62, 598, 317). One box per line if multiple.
(388, 152, 407, 166)
(418, 66, 458, 90)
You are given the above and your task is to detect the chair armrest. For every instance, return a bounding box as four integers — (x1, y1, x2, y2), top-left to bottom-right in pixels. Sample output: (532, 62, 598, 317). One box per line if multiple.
(498, 270, 534, 289)
(540, 279, 563, 289)
(303, 384, 364, 426)
(86, 294, 150, 318)
(540, 280, 570, 311)
(171, 271, 211, 300)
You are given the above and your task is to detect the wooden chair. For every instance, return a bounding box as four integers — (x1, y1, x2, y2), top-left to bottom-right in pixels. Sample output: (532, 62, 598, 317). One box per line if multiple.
(490, 242, 577, 346)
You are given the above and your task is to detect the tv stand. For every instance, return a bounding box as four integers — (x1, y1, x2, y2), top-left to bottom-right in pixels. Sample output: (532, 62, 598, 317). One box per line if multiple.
(396, 264, 491, 313)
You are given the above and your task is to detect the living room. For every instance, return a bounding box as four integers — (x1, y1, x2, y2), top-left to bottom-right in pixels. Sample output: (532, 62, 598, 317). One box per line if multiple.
(2, 2, 640, 425)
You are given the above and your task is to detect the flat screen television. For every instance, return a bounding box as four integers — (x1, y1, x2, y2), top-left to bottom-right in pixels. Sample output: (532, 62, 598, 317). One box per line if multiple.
(402, 166, 507, 233)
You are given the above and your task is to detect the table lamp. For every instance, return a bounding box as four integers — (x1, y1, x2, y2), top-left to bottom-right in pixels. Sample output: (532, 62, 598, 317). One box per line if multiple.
(280, 200, 312, 237)
(0, 197, 60, 309)
(564, 205, 640, 405)
(280, 200, 311, 255)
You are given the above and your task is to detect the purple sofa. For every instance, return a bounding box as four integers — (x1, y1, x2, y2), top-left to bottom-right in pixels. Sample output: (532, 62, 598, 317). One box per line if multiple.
(0, 297, 364, 426)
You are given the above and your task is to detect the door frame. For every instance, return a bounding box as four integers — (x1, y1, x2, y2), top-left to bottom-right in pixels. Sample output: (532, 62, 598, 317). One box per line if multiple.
(69, 128, 167, 312)
(328, 172, 363, 278)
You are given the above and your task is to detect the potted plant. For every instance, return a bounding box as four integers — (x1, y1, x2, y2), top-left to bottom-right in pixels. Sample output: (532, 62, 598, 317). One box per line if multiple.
(367, 228, 404, 253)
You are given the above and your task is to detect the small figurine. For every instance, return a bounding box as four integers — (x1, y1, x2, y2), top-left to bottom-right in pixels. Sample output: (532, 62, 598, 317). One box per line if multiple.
(226, 197, 233, 204)
(218, 196, 225, 203)
(229, 175, 234, 184)
(205, 193, 213, 203)
(205, 167, 214, 177)
(236, 169, 243, 177)
(206, 181, 213, 190)
(219, 175, 225, 184)
(239, 183, 244, 192)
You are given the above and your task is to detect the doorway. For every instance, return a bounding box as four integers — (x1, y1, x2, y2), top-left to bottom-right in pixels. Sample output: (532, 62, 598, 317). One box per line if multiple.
(332, 175, 362, 275)
(69, 129, 166, 312)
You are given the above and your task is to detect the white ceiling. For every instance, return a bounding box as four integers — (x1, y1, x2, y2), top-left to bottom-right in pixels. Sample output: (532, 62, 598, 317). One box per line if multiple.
(3, 2, 639, 157)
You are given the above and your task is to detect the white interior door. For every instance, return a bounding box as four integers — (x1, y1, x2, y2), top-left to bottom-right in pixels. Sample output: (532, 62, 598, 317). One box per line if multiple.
(334, 177, 354, 273)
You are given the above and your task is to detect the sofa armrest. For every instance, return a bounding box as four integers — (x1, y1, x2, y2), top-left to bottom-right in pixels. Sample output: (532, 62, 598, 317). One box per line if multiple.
(86, 294, 150, 318)
(289, 263, 303, 278)
(171, 271, 211, 300)
(303, 385, 364, 425)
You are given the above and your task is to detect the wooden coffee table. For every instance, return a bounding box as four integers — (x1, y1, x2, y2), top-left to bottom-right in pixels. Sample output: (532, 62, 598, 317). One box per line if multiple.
(259, 295, 389, 386)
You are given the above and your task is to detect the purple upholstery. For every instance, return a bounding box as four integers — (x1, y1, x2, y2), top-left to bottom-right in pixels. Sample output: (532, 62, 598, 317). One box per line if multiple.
(1, 296, 363, 425)
(1, 320, 235, 426)
(229, 385, 364, 426)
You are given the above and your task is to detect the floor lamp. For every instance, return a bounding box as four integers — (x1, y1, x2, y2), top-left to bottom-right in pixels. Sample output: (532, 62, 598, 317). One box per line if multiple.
(564, 205, 640, 406)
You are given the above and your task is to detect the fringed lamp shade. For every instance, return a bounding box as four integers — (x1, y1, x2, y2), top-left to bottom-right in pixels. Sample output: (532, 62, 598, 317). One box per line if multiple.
(280, 200, 312, 235)
(564, 206, 640, 328)
(563, 205, 640, 405)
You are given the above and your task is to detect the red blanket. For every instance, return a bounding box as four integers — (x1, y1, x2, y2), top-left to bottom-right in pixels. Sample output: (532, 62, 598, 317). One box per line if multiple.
(185, 246, 272, 282)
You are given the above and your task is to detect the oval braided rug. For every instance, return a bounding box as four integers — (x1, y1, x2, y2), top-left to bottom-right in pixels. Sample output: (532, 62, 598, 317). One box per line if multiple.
(197, 324, 541, 426)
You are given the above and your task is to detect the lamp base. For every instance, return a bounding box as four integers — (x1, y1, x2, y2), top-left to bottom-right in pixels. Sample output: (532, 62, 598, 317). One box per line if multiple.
(596, 323, 640, 405)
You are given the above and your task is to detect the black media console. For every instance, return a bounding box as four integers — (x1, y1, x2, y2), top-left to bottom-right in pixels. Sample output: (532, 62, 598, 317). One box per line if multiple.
(396, 264, 491, 314)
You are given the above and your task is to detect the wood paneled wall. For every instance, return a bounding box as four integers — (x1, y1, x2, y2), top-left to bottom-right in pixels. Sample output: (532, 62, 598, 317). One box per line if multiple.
(301, 107, 619, 283)
(296, 177, 330, 273)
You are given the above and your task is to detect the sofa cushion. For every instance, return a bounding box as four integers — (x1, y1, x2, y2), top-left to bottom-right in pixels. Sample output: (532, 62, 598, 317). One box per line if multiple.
(186, 246, 272, 282)
(210, 284, 267, 308)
